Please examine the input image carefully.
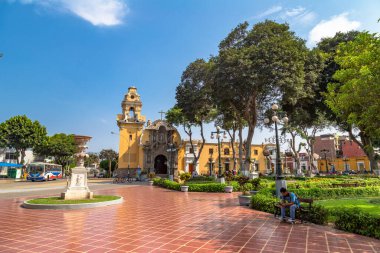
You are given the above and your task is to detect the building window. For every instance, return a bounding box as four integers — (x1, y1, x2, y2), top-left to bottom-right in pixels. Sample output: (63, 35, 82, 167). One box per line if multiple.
(224, 148, 230, 155)
(189, 147, 194, 154)
(5, 152, 17, 160)
(146, 151, 151, 163)
(254, 149, 258, 155)
(209, 148, 213, 155)
(225, 163, 230, 171)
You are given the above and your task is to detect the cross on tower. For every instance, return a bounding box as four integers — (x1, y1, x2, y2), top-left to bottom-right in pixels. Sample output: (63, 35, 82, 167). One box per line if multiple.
(158, 110, 166, 120)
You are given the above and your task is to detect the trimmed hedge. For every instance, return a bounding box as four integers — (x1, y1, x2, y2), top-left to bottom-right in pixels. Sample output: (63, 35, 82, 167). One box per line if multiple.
(333, 208, 380, 239)
(153, 178, 240, 192)
(153, 178, 181, 191)
(290, 186, 380, 200)
(188, 176, 215, 182)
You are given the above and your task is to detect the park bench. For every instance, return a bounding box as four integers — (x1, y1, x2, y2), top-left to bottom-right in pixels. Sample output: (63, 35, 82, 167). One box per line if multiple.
(331, 183, 359, 188)
(274, 197, 313, 223)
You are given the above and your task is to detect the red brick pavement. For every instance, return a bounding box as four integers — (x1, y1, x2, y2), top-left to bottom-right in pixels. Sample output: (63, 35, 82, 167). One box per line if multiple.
(0, 185, 379, 253)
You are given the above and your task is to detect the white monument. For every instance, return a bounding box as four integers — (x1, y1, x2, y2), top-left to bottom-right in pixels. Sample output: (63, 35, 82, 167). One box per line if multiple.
(61, 135, 93, 200)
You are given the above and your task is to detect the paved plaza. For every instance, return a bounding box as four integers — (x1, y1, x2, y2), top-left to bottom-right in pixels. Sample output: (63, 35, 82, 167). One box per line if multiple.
(0, 185, 379, 253)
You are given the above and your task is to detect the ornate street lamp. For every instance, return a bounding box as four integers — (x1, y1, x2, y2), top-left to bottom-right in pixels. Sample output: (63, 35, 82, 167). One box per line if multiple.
(167, 140, 176, 181)
(211, 126, 227, 180)
(264, 104, 289, 197)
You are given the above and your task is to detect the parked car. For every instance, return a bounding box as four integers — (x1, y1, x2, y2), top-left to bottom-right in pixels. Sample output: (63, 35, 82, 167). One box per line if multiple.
(97, 173, 105, 178)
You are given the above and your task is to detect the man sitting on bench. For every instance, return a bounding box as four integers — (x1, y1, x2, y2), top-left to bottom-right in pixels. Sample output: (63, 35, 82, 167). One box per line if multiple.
(279, 187, 300, 223)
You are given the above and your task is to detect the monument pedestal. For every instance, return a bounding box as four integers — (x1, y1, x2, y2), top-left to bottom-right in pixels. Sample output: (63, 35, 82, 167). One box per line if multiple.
(249, 172, 259, 179)
(61, 167, 93, 200)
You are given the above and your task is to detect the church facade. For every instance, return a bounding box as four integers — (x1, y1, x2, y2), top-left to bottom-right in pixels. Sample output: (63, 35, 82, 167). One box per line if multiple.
(116, 87, 271, 176)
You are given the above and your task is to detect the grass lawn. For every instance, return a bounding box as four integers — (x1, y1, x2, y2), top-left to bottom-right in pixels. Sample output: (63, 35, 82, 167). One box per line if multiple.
(27, 195, 121, 205)
(317, 197, 380, 217)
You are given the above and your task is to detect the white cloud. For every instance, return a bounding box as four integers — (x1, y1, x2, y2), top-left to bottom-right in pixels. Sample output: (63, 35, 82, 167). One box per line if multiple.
(297, 11, 317, 24)
(12, 0, 128, 26)
(308, 13, 360, 47)
(278, 7, 316, 25)
(256, 5, 283, 18)
(285, 7, 305, 17)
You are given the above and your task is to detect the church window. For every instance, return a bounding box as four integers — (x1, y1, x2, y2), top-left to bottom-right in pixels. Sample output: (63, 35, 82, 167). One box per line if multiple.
(209, 148, 213, 155)
(254, 149, 258, 155)
(129, 107, 135, 119)
(224, 148, 230, 155)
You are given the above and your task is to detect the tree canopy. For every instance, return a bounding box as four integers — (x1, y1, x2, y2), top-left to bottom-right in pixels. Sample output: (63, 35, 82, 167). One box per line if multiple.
(326, 32, 380, 171)
(34, 133, 77, 166)
(0, 115, 47, 164)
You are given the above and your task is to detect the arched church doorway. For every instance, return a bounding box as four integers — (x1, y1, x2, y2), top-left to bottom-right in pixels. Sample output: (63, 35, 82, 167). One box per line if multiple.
(154, 155, 168, 174)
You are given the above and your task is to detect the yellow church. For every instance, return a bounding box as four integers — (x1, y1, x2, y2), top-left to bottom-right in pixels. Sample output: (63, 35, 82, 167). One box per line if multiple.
(116, 87, 271, 177)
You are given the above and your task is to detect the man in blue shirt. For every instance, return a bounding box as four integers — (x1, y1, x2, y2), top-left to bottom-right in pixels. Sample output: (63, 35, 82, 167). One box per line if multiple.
(279, 187, 300, 223)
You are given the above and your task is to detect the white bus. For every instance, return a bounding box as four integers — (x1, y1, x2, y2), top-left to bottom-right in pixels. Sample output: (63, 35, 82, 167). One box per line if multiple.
(26, 162, 63, 181)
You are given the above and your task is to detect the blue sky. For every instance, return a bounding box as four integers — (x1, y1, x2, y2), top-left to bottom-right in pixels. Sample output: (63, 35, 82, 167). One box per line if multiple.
(0, 0, 379, 152)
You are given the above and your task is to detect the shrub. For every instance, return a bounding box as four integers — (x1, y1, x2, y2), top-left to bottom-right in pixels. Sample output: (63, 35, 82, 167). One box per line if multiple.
(236, 175, 250, 195)
(224, 171, 234, 186)
(153, 178, 181, 191)
(251, 193, 277, 213)
(333, 208, 380, 239)
(180, 172, 191, 183)
(188, 183, 225, 192)
(250, 178, 262, 191)
(148, 172, 156, 180)
(306, 204, 329, 225)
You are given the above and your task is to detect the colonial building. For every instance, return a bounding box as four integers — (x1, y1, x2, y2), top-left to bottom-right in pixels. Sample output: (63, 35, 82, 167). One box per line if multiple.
(116, 87, 271, 176)
(313, 134, 371, 172)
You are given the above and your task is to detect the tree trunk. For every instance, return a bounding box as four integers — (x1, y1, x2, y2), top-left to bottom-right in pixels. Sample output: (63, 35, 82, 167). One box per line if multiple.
(108, 160, 112, 178)
(238, 125, 244, 172)
(227, 128, 237, 170)
(244, 125, 255, 175)
(19, 149, 26, 165)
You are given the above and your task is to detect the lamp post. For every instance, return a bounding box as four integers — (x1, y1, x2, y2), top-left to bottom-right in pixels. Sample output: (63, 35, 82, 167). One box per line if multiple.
(167, 141, 176, 181)
(342, 157, 349, 172)
(264, 104, 289, 197)
(211, 126, 227, 180)
(320, 149, 330, 173)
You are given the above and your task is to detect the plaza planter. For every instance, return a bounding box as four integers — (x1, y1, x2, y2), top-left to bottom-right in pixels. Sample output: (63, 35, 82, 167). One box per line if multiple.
(148, 180, 154, 186)
(238, 195, 252, 206)
(249, 190, 259, 195)
(181, 186, 189, 192)
(224, 186, 233, 193)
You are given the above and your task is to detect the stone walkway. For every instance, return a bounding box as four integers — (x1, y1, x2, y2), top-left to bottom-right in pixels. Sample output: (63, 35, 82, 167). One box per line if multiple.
(0, 185, 378, 253)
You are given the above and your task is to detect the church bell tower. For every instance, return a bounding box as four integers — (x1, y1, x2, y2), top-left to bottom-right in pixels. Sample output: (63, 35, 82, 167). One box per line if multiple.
(116, 86, 146, 170)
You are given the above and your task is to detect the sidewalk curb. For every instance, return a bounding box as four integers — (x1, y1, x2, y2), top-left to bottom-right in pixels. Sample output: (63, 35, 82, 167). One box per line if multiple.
(21, 196, 123, 210)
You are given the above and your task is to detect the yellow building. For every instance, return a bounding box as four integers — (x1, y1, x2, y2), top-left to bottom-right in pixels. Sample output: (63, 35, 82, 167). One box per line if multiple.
(317, 157, 370, 173)
(116, 87, 269, 176)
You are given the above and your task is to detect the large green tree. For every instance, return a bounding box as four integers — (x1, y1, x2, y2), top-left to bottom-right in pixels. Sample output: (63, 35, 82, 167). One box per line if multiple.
(0, 115, 47, 164)
(35, 133, 77, 168)
(169, 59, 215, 167)
(326, 32, 380, 172)
(211, 21, 309, 174)
(99, 149, 118, 177)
